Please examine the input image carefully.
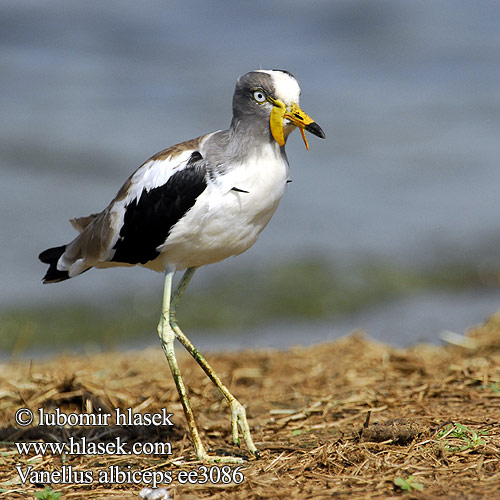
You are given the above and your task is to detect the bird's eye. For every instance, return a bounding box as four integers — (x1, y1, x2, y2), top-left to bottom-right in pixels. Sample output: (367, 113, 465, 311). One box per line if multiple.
(253, 90, 267, 103)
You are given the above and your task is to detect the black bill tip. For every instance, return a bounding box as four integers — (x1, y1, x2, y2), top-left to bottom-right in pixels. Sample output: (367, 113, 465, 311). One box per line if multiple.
(305, 121, 325, 139)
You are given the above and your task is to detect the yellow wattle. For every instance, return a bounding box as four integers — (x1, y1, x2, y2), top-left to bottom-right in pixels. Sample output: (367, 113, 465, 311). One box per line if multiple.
(270, 105, 286, 146)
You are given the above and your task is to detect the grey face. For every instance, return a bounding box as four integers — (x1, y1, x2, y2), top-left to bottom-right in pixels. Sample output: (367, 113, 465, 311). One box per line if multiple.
(232, 71, 279, 122)
(230, 69, 324, 149)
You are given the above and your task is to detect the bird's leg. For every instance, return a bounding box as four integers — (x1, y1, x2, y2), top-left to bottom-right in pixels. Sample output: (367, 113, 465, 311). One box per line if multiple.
(157, 270, 208, 460)
(157, 270, 245, 463)
(169, 268, 259, 459)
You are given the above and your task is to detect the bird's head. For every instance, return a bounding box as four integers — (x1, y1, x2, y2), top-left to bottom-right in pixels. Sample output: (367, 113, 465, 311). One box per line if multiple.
(232, 69, 325, 150)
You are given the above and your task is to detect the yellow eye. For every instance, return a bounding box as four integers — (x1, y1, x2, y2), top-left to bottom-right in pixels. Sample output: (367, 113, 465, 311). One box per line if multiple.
(253, 90, 267, 103)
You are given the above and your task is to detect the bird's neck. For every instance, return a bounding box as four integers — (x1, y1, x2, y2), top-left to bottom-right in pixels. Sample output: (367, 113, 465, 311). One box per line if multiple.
(229, 116, 283, 157)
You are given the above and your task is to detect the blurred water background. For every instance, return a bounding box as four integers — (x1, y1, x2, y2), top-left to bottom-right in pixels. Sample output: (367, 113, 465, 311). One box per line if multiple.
(2, 0, 500, 356)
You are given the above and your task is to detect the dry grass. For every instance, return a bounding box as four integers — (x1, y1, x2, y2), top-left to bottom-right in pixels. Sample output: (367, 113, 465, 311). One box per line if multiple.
(1, 313, 499, 499)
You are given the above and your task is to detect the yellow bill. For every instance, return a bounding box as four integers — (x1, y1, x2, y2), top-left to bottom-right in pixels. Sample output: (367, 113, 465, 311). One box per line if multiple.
(270, 100, 325, 150)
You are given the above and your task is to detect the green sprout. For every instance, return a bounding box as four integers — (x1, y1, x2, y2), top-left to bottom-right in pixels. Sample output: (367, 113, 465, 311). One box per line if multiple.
(394, 475, 424, 492)
(479, 382, 499, 393)
(34, 487, 62, 500)
(437, 423, 488, 452)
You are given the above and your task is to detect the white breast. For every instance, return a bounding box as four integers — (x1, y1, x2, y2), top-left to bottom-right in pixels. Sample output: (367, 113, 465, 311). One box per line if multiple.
(155, 142, 289, 271)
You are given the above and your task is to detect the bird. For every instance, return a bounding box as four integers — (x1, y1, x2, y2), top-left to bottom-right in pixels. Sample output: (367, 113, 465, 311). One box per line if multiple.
(39, 69, 325, 463)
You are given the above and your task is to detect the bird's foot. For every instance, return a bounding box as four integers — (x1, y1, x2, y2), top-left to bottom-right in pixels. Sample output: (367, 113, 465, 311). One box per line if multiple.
(195, 450, 245, 464)
(192, 440, 246, 463)
(229, 398, 260, 459)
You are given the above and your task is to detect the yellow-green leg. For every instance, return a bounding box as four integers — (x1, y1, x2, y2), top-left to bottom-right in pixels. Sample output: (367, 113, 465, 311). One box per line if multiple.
(157, 268, 259, 463)
(170, 268, 259, 459)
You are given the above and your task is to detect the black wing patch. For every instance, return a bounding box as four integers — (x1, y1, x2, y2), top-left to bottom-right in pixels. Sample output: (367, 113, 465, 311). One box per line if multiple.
(112, 152, 207, 265)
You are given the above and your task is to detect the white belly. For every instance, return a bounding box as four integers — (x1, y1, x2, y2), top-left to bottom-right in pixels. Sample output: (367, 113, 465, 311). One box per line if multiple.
(154, 145, 289, 271)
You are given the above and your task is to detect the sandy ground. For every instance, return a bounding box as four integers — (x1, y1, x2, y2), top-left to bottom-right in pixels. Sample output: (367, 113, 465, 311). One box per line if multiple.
(1, 313, 499, 499)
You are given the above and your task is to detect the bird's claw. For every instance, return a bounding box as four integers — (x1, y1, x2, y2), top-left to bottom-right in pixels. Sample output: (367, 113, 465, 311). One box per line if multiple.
(229, 399, 259, 458)
(196, 450, 245, 464)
